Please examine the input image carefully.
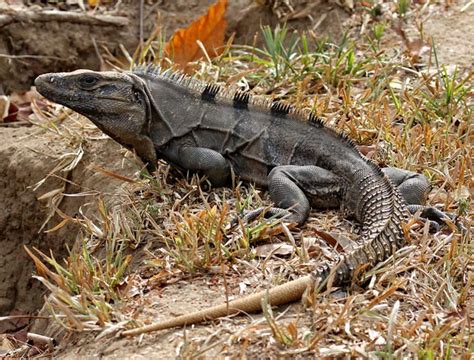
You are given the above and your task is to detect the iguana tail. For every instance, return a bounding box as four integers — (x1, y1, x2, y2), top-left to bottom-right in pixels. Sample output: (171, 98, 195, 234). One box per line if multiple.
(121, 276, 311, 337)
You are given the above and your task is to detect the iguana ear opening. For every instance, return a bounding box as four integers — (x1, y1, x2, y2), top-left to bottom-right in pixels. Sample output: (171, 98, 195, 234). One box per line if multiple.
(127, 73, 176, 147)
(128, 74, 155, 133)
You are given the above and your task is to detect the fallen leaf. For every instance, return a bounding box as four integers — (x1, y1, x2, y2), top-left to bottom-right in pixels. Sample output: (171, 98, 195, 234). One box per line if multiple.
(406, 38, 431, 62)
(164, 0, 228, 72)
(255, 242, 294, 257)
(313, 229, 354, 251)
(1, 334, 14, 353)
(392, 21, 430, 62)
(3, 102, 18, 123)
(368, 328, 382, 341)
(455, 185, 470, 201)
(357, 144, 378, 158)
(287, 322, 298, 339)
(1, 88, 45, 123)
(0, 96, 9, 121)
(338, 0, 354, 10)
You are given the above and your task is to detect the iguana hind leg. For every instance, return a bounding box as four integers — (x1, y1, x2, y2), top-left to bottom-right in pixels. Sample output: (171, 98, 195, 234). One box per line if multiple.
(247, 165, 452, 228)
(382, 167, 453, 228)
(381, 167, 430, 205)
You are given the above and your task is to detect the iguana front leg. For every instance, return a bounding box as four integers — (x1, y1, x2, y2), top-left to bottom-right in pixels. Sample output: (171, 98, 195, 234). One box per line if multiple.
(160, 145, 231, 186)
(134, 135, 158, 172)
(245, 165, 343, 225)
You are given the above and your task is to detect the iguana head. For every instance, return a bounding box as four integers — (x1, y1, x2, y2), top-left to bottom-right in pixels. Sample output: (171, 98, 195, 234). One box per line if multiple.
(35, 70, 150, 126)
(35, 69, 161, 170)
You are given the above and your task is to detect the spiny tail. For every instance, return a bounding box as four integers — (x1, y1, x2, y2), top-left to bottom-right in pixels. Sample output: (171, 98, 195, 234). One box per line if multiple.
(312, 168, 409, 286)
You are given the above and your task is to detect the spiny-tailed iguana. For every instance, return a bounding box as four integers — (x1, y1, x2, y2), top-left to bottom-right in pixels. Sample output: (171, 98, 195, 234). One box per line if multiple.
(34, 66, 449, 337)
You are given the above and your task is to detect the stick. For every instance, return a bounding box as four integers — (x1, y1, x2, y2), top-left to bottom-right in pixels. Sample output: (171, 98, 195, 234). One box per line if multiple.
(0, 9, 128, 28)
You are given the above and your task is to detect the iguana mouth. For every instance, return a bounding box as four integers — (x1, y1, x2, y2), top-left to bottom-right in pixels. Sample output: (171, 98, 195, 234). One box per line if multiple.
(94, 96, 132, 103)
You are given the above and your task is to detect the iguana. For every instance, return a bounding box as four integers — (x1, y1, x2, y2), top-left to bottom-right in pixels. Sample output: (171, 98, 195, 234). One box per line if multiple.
(34, 66, 449, 337)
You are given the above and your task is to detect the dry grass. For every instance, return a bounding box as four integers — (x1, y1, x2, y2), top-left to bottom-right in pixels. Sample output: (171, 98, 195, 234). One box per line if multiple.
(22, 1, 472, 358)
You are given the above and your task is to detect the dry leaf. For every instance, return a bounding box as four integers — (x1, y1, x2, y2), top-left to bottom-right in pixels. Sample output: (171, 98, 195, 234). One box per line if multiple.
(0, 96, 9, 121)
(287, 322, 298, 339)
(255, 243, 294, 257)
(89, 165, 137, 183)
(392, 21, 430, 62)
(406, 38, 430, 62)
(164, 0, 228, 72)
(357, 144, 378, 158)
(314, 229, 354, 251)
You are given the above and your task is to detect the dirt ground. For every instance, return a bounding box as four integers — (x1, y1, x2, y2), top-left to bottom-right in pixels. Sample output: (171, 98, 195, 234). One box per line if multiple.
(0, 0, 472, 358)
(424, 3, 473, 70)
(0, 125, 141, 332)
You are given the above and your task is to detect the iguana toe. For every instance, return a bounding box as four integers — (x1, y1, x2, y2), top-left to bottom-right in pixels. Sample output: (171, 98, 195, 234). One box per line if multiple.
(231, 207, 294, 227)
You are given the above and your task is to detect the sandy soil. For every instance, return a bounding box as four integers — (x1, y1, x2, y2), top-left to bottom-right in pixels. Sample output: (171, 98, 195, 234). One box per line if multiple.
(424, 4, 473, 70)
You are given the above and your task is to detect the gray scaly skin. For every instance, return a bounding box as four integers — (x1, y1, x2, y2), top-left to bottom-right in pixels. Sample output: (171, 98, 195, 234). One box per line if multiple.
(35, 67, 445, 336)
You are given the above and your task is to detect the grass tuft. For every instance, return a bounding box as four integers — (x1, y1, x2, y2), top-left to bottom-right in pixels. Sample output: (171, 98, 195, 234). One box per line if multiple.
(25, 238, 131, 331)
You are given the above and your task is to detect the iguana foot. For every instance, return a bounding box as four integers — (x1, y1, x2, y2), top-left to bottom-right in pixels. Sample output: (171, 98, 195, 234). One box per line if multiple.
(144, 162, 157, 175)
(407, 204, 458, 232)
(229, 207, 294, 228)
(243, 207, 293, 223)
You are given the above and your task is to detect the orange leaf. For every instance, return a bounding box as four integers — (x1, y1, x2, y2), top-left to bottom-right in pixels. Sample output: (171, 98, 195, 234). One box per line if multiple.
(164, 0, 228, 72)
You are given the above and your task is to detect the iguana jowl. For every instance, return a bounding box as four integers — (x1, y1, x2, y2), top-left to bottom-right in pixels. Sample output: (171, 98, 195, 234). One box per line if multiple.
(35, 66, 443, 336)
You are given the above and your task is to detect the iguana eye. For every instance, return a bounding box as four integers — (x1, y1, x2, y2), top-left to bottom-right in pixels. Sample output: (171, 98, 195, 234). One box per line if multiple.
(79, 75, 99, 88)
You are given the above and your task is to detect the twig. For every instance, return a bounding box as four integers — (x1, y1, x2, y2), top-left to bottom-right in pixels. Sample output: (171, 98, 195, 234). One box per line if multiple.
(0, 54, 68, 61)
(0, 315, 51, 322)
(139, 0, 144, 49)
(0, 121, 31, 127)
(27, 333, 57, 350)
(90, 36, 104, 69)
(0, 9, 128, 28)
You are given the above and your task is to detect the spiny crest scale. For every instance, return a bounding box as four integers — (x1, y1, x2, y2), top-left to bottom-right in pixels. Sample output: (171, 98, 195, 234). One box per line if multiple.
(233, 91, 251, 108)
(202, 84, 221, 101)
(271, 101, 293, 115)
(308, 113, 324, 128)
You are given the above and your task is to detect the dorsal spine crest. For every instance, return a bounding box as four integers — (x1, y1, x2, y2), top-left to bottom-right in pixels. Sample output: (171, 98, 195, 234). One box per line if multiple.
(131, 64, 364, 152)
(233, 91, 251, 109)
(271, 101, 293, 116)
(201, 84, 221, 101)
